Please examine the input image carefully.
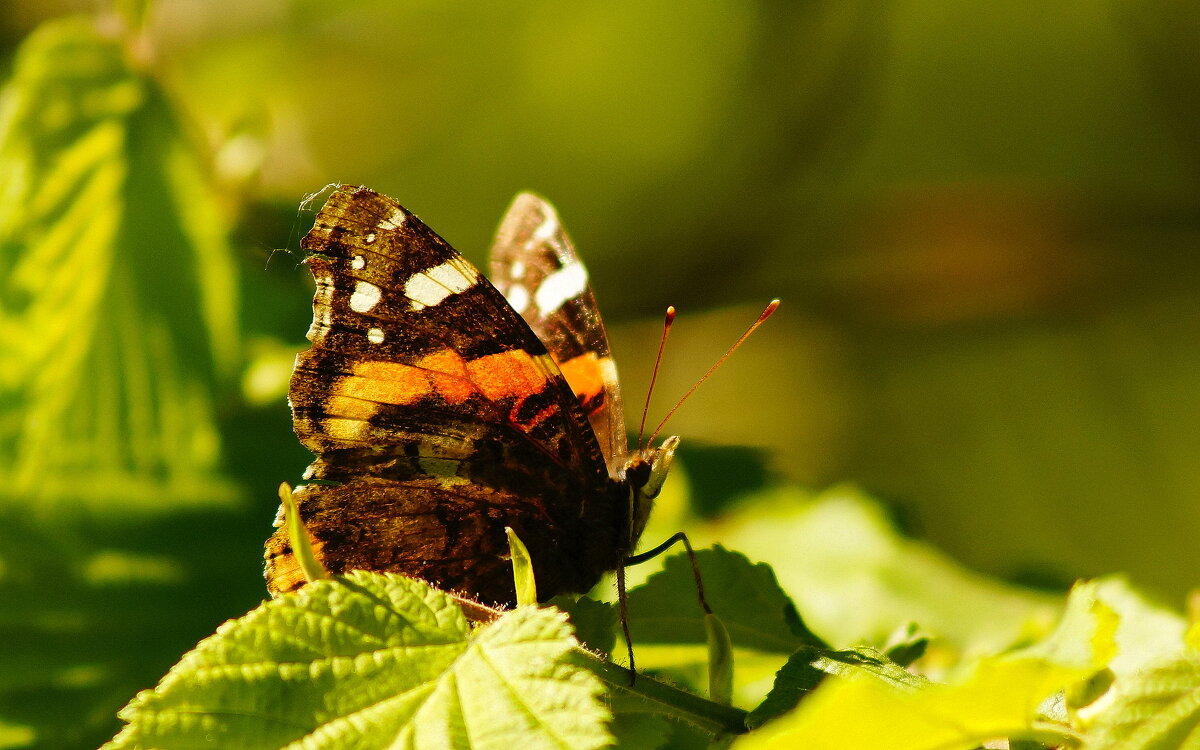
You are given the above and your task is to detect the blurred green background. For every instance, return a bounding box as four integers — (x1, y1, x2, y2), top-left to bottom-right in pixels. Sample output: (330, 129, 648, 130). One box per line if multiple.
(2, 0, 1199, 746)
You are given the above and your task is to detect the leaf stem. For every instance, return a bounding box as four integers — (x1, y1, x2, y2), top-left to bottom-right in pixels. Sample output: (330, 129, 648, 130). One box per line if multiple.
(573, 649, 749, 736)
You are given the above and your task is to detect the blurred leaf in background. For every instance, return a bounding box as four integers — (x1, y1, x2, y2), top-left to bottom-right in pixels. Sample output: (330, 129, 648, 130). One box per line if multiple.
(0, 13, 263, 748)
(0, 17, 238, 515)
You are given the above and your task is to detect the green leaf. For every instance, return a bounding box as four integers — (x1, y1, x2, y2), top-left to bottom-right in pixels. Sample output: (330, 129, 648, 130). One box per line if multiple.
(745, 648, 825, 729)
(573, 651, 748, 738)
(748, 643, 931, 731)
(0, 17, 250, 745)
(552, 595, 618, 656)
(105, 570, 612, 750)
(734, 655, 1084, 750)
(620, 546, 819, 706)
(1018, 578, 1120, 672)
(0, 16, 240, 515)
(736, 576, 1165, 749)
(506, 526, 537, 607)
(279, 482, 329, 585)
(812, 646, 929, 689)
(882, 622, 930, 667)
(1021, 576, 1188, 725)
(1087, 577, 1187, 677)
(1082, 653, 1200, 750)
(698, 486, 1062, 653)
(627, 545, 821, 654)
(706, 613, 734, 704)
(607, 712, 672, 750)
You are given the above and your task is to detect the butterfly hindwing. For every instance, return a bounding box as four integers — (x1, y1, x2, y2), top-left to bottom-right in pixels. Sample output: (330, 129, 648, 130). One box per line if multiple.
(488, 193, 628, 473)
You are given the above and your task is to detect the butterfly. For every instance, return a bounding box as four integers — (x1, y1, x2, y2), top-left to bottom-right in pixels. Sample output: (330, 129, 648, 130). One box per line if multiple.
(264, 185, 679, 609)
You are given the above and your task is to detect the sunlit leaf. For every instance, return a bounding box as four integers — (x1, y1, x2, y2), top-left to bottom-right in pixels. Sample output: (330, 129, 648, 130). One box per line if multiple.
(1082, 654, 1200, 750)
(1085, 577, 1187, 677)
(0, 16, 248, 747)
(735, 655, 1084, 750)
(813, 646, 930, 689)
(751, 641, 932, 730)
(506, 527, 538, 607)
(0, 16, 239, 515)
(737, 572, 1154, 749)
(697, 486, 1061, 653)
(105, 571, 612, 750)
(1017, 578, 1120, 672)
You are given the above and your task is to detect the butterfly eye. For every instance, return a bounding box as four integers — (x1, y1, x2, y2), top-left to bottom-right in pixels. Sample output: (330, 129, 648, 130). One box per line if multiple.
(624, 459, 652, 490)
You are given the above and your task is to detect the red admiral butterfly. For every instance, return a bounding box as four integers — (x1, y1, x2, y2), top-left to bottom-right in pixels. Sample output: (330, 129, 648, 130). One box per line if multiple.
(265, 186, 682, 608)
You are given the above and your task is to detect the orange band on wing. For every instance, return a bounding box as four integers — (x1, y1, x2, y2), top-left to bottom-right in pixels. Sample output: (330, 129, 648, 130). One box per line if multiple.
(338, 361, 437, 405)
(335, 350, 553, 407)
(416, 350, 475, 403)
(465, 349, 550, 401)
(323, 394, 381, 420)
(557, 352, 608, 410)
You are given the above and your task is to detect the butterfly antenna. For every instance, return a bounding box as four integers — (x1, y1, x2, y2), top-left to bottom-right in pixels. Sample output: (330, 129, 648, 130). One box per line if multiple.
(646, 299, 780, 447)
(636, 306, 676, 452)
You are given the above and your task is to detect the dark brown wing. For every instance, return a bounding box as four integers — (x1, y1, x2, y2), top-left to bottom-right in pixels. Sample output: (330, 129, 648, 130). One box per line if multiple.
(265, 476, 620, 606)
(488, 193, 628, 474)
(267, 186, 620, 605)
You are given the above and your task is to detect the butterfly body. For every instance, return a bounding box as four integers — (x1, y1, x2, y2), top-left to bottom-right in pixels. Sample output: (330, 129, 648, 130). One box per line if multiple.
(265, 186, 677, 606)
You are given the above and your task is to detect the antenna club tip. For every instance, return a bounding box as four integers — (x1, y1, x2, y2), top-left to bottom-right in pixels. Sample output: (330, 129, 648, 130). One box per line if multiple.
(664, 306, 677, 322)
(760, 299, 781, 321)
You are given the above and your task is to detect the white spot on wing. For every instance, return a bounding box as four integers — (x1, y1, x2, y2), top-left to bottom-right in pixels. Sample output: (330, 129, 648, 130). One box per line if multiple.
(506, 284, 530, 314)
(535, 262, 588, 315)
(365, 232, 377, 244)
(378, 207, 407, 230)
(510, 260, 526, 279)
(600, 356, 619, 383)
(404, 257, 480, 311)
(367, 327, 385, 344)
(351, 255, 366, 270)
(532, 215, 558, 242)
(349, 280, 382, 313)
(308, 310, 331, 341)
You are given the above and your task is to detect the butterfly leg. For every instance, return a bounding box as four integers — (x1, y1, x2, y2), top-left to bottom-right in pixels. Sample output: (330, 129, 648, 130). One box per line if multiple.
(616, 560, 637, 684)
(625, 532, 712, 616)
(616, 532, 712, 686)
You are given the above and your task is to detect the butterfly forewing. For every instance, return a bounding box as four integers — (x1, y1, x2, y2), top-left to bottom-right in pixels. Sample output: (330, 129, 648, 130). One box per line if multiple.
(291, 187, 605, 480)
(488, 193, 629, 474)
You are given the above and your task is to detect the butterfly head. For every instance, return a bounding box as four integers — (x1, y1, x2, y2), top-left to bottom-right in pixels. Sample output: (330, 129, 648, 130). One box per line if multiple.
(623, 435, 680, 542)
